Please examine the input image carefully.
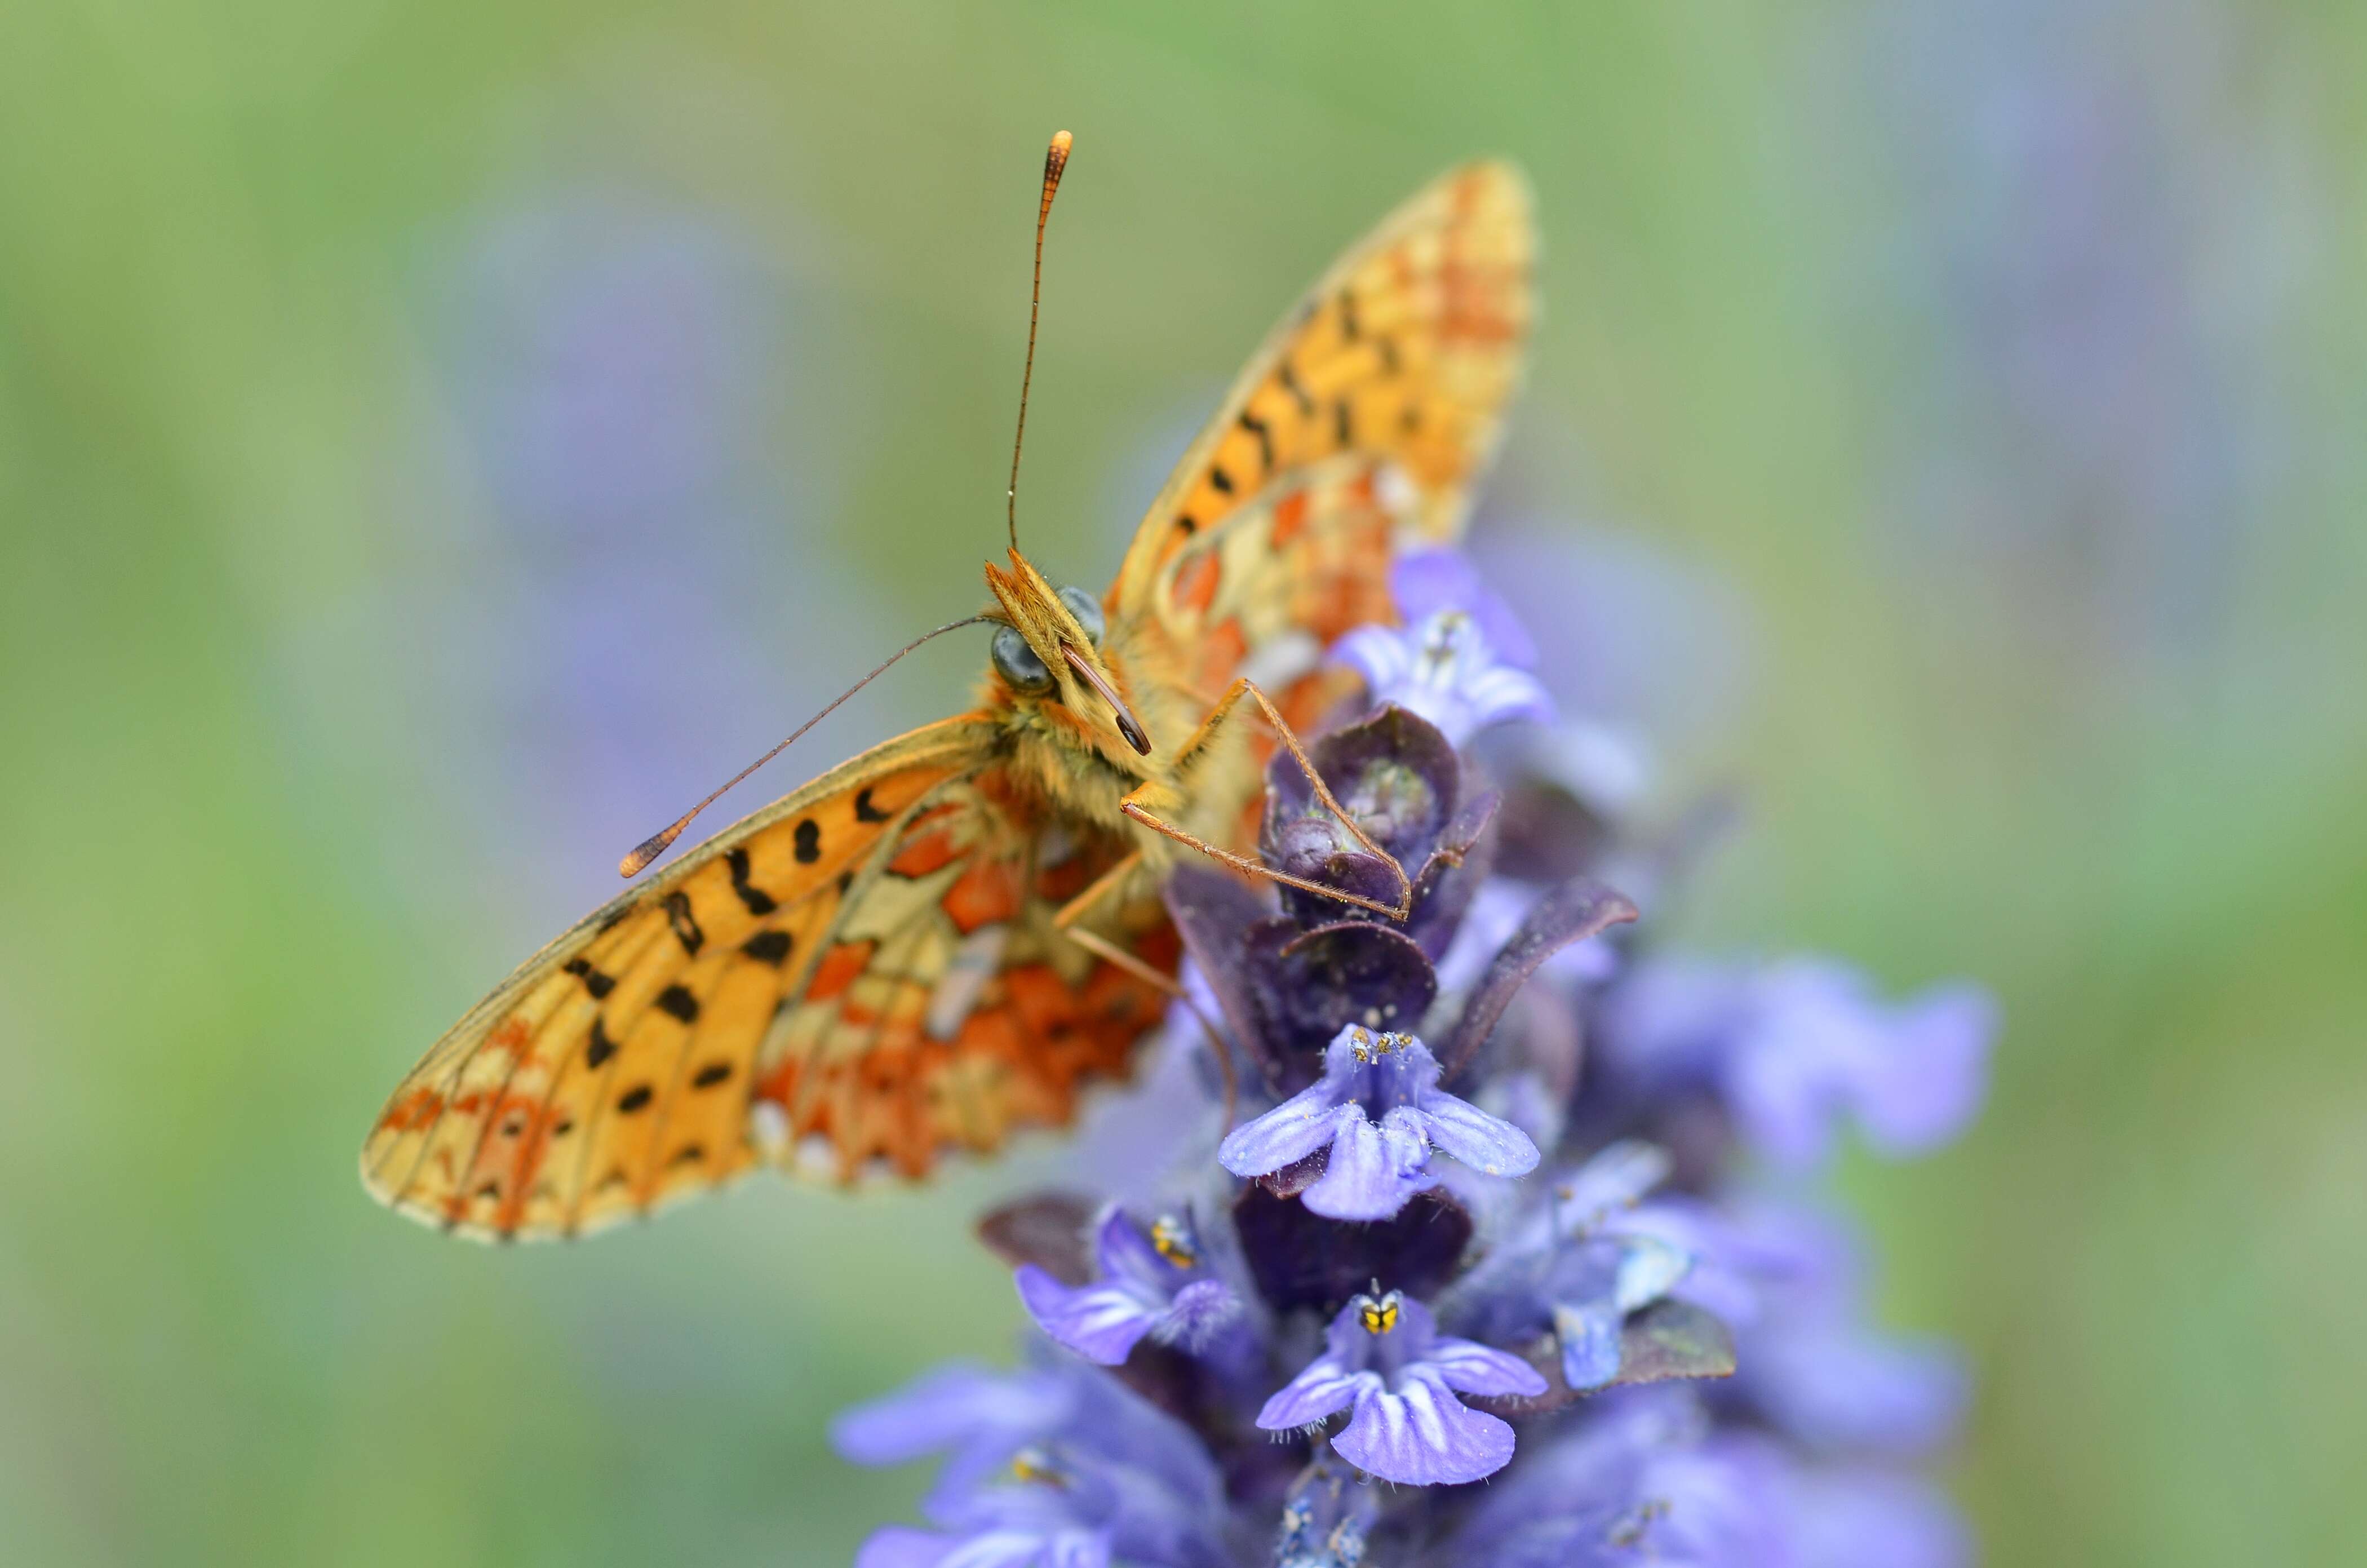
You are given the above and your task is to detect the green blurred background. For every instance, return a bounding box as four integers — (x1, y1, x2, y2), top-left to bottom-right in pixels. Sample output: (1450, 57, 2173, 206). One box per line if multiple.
(5, 2, 2364, 1563)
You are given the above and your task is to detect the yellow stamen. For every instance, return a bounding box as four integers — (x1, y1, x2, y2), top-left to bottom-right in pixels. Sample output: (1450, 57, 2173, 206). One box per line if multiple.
(1150, 1216, 1198, 1268)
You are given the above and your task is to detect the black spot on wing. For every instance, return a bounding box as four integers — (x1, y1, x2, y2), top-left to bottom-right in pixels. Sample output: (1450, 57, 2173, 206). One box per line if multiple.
(793, 818, 822, 863)
(1333, 398, 1353, 448)
(562, 956, 615, 999)
(1337, 287, 1360, 341)
(617, 1084, 653, 1114)
(741, 929, 793, 966)
(725, 847, 777, 915)
(692, 1062, 733, 1089)
(1238, 410, 1274, 472)
(854, 787, 890, 823)
(662, 891, 704, 955)
(585, 1017, 618, 1069)
(655, 984, 699, 1023)
(1277, 357, 1314, 417)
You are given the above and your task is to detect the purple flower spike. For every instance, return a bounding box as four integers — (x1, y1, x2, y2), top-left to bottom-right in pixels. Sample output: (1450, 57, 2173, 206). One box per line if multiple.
(1333, 610, 1554, 749)
(1218, 1026, 1539, 1220)
(1257, 1291, 1544, 1486)
(1016, 1208, 1240, 1366)
(1602, 957, 1997, 1169)
(827, 538, 1984, 1564)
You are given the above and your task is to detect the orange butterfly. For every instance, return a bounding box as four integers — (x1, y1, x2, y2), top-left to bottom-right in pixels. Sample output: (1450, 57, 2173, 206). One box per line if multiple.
(361, 136, 1533, 1240)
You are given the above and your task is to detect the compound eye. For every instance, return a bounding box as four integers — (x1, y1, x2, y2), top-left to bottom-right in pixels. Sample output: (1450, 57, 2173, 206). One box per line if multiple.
(992, 624, 1054, 691)
(1056, 585, 1106, 645)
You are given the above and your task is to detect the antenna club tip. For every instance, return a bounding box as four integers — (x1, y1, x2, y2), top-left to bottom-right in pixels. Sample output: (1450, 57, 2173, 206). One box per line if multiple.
(618, 825, 682, 879)
(1046, 130, 1072, 179)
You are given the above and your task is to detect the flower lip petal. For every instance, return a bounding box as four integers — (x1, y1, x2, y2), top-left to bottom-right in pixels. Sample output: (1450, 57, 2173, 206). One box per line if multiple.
(1556, 1140, 1674, 1235)
(1332, 1365, 1520, 1486)
(1256, 1356, 1372, 1430)
(1014, 1266, 1160, 1367)
(1426, 1335, 1550, 1399)
(832, 1365, 1066, 1467)
(1217, 1089, 1351, 1178)
(1153, 1278, 1242, 1351)
(1301, 1105, 1434, 1221)
(1413, 1088, 1541, 1180)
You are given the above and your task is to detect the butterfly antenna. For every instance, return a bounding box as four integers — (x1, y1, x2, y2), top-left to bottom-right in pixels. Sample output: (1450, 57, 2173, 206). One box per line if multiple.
(1007, 129, 1072, 555)
(617, 614, 993, 876)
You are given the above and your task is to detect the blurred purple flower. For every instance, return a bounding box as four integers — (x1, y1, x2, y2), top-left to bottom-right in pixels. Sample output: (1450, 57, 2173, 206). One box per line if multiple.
(1389, 547, 1539, 669)
(1333, 548, 1553, 746)
(1602, 956, 1996, 1168)
(836, 1360, 1229, 1568)
(1625, 1197, 1971, 1458)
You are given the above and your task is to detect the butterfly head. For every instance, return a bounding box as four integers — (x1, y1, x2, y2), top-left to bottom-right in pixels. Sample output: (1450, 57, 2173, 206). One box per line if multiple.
(983, 551, 1153, 758)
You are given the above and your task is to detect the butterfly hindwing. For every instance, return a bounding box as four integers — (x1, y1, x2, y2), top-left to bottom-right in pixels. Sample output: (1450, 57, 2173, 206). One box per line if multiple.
(747, 776, 1177, 1182)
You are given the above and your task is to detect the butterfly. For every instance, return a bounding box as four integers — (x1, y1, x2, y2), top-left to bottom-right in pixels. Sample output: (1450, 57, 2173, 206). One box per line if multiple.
(361, 142, 1534, 1240)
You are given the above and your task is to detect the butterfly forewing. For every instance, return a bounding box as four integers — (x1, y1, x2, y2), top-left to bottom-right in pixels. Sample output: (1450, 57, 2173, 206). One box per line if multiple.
(751, 769, 1174, 1181)
(1111, 160, 1534, 809)
(362, 717, 990, 1239)
(1111, 161, 1534, 623)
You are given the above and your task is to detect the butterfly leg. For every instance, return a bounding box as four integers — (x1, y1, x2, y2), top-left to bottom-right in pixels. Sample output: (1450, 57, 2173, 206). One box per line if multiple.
(1120, 677, 1413, 920)
(1052, 851, 1180, 996)
(1049, 854, 1240, 1126)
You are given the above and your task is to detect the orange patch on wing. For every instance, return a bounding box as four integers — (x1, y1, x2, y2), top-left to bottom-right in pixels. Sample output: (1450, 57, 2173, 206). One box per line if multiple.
(376, 1086, 444, 1134)
(943, 856, 1022, 934)
(889, 828, 962, 879)
(1193, 618, 1248, 696)
(1171, 550, 1222, 618)
(1034, 853, 1095, 905)
(1270, 490, 1312, 547)
(808, 940, 876, 1002)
